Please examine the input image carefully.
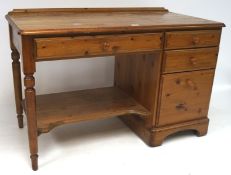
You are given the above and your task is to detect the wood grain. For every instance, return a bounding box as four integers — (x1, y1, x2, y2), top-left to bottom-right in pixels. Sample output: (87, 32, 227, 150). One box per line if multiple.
(22, 87, 150, 134)
(11, 50, 24, 128)
(163, 47, 218, 73)
(21, 36, 38, 171)
(9, 24, 24, 128)
(6, 7, 225, 170)
(150, 118, 209, 146)
(115, 52, 162, 128)
(9, 7, 169, 13)
(120, 115, 209, 147)
(35, 33, 162, 60)
(157, 70, 215, 126)
(24, 74, 38, 171)
(165, 30, 221, 49)
(6, 8, 224, 36)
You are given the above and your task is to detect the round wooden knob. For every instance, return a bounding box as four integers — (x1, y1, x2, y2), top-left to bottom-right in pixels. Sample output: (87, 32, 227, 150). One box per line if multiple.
(176, 103, 188, 111)
(192, 37, 200, 45)
(103, 42, 110, 50)
(189, 57, 197, 65)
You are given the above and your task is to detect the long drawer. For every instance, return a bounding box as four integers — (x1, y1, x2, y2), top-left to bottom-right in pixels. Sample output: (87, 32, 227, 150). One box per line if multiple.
(163, 47, 219, 73)
(35, 33, 163, 60)
(165, 30, 221, 49)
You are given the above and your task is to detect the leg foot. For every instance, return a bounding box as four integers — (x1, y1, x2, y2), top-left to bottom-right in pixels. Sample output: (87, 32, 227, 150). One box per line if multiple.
(195, 125, 208, 137)
(17, 114, 24, 128)
(30, 154, 38, 171)
(150, 118, 209, 146)
(149, 136, 164, 147)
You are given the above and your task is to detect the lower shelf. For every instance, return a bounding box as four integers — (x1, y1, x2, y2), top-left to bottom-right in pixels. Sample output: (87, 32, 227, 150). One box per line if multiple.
(22, 87, 150, 134)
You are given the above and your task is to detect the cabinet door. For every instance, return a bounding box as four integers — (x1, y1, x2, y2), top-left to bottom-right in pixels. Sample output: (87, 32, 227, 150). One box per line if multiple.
(157, 70, 214, 126)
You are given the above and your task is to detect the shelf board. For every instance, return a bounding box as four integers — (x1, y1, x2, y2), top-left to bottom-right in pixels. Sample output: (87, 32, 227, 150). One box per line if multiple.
(22, 87, 150, 134)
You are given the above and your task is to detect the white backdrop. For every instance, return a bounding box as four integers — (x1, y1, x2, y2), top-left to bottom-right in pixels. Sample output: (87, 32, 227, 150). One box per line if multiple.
(0, 1, 231, 175)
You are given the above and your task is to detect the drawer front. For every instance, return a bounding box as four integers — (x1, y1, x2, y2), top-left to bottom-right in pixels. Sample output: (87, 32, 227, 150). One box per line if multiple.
(35, 33, 163, 60)
(163, 47, 218, 73)
(157, 70, 214, 126)
(165, 30, 221, 49)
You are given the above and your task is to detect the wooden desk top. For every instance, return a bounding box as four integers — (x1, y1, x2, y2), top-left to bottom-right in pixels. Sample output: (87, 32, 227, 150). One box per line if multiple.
(6, 8, 224, 36)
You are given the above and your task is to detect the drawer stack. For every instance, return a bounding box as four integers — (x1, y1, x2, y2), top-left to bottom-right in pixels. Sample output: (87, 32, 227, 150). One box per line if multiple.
(157, 30, 221, 126)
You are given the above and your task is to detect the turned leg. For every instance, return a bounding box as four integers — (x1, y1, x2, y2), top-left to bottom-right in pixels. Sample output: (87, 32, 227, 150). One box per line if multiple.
(24, 74, 38, 171)
(11, 50, 24, 128)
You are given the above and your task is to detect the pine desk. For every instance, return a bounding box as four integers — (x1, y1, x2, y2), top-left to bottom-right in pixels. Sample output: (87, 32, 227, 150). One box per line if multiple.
(6, 8, 225, 170)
